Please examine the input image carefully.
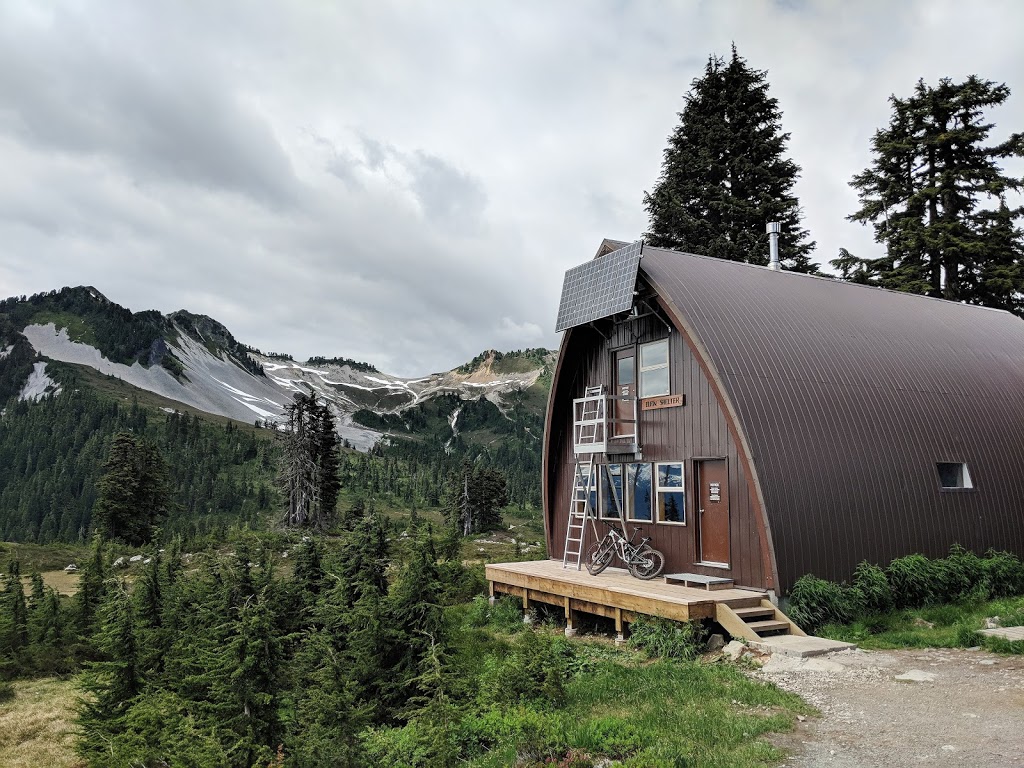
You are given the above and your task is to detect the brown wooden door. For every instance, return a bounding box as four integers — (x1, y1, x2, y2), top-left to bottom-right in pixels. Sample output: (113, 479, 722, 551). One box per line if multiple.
(613, 349, 635, 438)
(696, 459, 730, 565)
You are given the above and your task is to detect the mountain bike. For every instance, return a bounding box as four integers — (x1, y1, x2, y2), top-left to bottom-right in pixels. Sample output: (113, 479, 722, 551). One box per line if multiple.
(585, 522, 665, 580)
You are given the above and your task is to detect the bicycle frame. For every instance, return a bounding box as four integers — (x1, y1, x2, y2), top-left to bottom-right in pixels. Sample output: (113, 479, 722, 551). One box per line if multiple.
(599, 522, 649, 566)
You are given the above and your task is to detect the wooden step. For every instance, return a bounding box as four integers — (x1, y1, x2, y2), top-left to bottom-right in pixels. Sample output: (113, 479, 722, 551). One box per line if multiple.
(664, 572, 734, 591)
(718, 595, 764, 609)
(746, 620, 791, 635)
(734, 606, 776, 620)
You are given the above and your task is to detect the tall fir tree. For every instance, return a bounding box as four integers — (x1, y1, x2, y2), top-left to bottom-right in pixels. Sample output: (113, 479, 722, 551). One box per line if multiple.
(839, 75, 1024, 311)
(278, 393, 340, 531)
(443, 461, 509, 536)
(644, 45, 816, 272)
(93, 431, 170, 545)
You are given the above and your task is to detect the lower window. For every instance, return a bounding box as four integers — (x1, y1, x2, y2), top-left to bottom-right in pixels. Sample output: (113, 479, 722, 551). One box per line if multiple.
(656, 462, 686, 524)
(625, 463, 653, 522)
(599, 463, 624, 519)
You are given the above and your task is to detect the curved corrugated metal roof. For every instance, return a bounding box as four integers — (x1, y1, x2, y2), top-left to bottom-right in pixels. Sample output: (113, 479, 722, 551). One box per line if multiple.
(641, 245, 1024, 589)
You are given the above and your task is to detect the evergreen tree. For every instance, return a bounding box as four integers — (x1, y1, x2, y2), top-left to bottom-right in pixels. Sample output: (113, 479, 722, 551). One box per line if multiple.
(3, 561, 28, 652)
(278, 394, 339, 531)
(73, 536, 107, 637)
(840, 75, 1024, 310)
(93, 432, 170, 545)
(78, 579, 142, 761)
(443, 462, 509, 535)
(644, 45, 816, 271)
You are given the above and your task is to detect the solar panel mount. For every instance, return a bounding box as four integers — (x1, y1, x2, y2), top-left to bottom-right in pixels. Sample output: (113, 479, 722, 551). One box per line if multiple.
(555, 241, 643, 333)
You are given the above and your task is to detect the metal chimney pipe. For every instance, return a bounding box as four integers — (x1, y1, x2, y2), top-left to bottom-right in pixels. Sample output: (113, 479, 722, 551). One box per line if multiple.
(767, 222, 781, 271)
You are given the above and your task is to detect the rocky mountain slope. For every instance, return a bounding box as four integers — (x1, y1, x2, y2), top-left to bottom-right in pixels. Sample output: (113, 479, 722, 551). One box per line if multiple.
(2, 287, 553, 451)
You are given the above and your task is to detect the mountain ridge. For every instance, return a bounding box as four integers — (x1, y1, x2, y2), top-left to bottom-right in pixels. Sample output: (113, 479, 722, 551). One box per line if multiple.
(2, 286, 555, 451)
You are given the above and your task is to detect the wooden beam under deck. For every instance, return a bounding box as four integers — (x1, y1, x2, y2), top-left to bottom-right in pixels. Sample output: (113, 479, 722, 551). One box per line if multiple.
(486, 559, 764, 625)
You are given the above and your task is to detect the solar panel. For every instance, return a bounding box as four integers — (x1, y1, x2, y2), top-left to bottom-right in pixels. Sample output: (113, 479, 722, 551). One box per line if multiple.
(555, 241, 643, 332)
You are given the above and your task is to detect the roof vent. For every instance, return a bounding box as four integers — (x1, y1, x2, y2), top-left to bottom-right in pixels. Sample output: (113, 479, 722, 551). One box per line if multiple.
(767, 222, 781, 271)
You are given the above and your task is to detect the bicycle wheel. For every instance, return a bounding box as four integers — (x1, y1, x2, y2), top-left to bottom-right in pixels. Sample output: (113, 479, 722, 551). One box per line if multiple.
(585, 539, 614, 575)
(628, 546, 665, 580)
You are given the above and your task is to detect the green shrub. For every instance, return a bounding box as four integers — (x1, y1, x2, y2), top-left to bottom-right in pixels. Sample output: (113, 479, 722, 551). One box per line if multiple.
(465, 595, 491, 627)
(459, 706, 568, 764)
(478, 630, 570, 709)
(981, 635, 1024, 655)
(488, 595, 527, 634)
(935, 545, 987, 602)
(983, 550, 1024, 598)
(787, 574, 861, 632)
(627, 616, 706, 661)
(851, 560, 893, 613)
(887, 554, 936, 608)
(569, 717, 646, 759)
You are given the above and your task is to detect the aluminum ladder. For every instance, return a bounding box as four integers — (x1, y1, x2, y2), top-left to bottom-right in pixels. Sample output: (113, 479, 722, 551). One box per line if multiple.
(563, 458, 597, 569)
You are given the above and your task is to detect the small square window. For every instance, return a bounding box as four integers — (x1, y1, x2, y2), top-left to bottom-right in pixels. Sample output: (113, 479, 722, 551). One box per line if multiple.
(937, 462, 973, 490)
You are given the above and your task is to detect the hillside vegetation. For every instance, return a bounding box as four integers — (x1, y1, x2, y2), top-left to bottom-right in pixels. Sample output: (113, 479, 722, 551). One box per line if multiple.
(0, 527, 808, 768)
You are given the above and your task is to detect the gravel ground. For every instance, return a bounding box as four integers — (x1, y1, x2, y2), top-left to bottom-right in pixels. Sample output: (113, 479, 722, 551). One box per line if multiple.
(756, 647, 1024, 767)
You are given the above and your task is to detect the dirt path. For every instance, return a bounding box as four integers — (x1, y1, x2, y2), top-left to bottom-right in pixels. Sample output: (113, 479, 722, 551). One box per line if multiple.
(757, 647, 1024, 767)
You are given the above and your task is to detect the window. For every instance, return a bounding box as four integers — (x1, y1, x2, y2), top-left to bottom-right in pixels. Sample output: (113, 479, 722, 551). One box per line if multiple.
(626, 463, 653, 521)
(574, 464, 597, 516)
(599, 464, 624, 519)
(656, 462, 685, 524)
(937, 462, 973, 490)
(639, 339, 669, 398)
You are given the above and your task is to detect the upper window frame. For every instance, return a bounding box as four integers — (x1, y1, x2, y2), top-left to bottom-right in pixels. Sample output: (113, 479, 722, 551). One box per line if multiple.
(639, 339, 670, 398)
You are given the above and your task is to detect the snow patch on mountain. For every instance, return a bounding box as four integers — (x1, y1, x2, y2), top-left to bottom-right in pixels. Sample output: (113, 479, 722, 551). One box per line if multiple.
(20, 362, 61, 401)
(20, 321, 549, 454)
(23, 323, 291, 424)
(0, 345, 11, 360)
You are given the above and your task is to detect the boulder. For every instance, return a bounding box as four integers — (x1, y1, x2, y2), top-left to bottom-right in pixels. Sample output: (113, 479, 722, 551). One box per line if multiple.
(129, 554, 144, 563)
(64, 563, 78, 573)
(983, 616, 1002, 629)
(723, 640, 746, 661)
(112, 557, 126, 568)
(707, 633, 726, 652)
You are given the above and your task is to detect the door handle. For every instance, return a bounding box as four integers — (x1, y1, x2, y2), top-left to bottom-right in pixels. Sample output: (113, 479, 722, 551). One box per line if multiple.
(700, 507, 705, 515)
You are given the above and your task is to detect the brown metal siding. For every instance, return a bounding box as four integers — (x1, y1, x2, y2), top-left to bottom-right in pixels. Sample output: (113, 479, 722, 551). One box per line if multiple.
(641, 246, 1024, 592)
(544, 315, 772, 590)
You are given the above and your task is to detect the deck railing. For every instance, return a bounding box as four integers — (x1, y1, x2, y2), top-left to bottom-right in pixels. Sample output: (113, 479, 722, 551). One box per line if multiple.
(572, 393, 639, 454)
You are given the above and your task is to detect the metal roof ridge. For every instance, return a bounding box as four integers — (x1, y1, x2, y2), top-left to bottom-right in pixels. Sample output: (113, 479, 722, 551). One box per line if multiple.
(638, 243, 1016, 318)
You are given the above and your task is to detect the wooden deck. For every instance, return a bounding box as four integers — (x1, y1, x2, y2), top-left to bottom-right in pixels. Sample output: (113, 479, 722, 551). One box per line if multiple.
(486, 559, 770, 637)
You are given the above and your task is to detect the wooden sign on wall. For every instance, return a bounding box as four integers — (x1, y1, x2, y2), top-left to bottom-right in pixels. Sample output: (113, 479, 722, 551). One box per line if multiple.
(641, 393, 685, 411)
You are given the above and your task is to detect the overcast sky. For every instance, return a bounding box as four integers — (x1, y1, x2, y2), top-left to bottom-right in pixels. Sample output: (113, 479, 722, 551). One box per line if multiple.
(1, 1, 1022, 376)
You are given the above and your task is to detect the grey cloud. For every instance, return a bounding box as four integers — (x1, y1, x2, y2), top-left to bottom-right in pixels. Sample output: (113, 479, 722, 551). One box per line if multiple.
(407, 152, 488, 233)
(0, 6, 298, 207)
(1, 1, 1023, 377)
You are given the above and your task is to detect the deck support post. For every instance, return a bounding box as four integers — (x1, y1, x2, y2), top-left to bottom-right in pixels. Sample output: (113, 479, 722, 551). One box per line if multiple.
(563, 597, 577, 638)
(522, 592, 532, 624)
(614, 607, 627, 646)
(488, 581, 495, 606)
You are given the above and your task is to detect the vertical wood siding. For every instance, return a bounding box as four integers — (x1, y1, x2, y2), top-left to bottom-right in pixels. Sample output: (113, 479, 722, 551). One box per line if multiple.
(545, 314, 772, 590)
